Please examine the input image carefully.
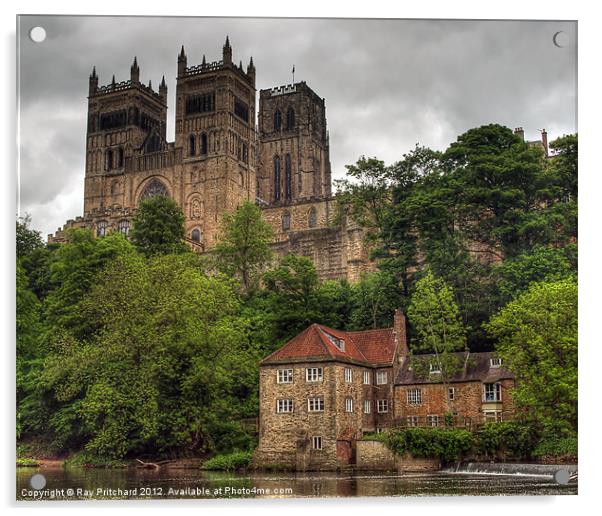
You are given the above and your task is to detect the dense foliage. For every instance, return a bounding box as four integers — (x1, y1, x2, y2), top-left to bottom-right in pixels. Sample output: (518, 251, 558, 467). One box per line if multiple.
(16, 125, 577, 462)
(201, 450, 254, 471)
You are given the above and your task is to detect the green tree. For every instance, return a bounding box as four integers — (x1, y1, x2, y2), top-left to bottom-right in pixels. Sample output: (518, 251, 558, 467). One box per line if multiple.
(486, 279, 577, 435)
(213, 201, 274, 294)
(349, 271, 403, 330)
(17, 215, 44, 259)
(407, 271, 468, 412)
(130, 196, 188, 256)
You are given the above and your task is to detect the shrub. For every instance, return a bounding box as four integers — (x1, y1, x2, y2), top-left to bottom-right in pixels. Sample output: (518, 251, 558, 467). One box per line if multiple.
(64, 452, 127, 469)
(201, 450, 254, 471)
(17, 457, 39, 467)
(382, 428, 474, 463)
(474, 422, 537, 459)
(533, 437, 577, 459)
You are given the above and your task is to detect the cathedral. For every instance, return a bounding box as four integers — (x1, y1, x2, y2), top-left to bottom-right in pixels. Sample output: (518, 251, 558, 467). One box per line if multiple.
(49, 37, 373, 282)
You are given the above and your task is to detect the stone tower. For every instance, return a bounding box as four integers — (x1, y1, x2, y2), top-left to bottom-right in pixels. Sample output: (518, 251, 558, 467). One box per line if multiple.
(257, 81, 332, 205)
(83, 58, 168, 216)
(174, 37, 257, 246)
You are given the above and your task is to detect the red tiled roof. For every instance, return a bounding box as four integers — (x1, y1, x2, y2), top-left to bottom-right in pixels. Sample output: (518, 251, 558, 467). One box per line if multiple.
(261, 324, 398, 367)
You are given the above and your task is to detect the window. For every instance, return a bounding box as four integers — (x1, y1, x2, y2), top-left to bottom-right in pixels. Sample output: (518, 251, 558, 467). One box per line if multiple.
(427, 415, 440, 427)
(406, 416, 419, 427)
(484, 383, 502, 402)
(377, 399, 388, 413)
(306, 367, 323, 382)
(189, 134, 196, 156)
(96, 220, 108, 238)
(105, 149, 113, 170)
(364, 400, 371, 414)
(284, 154, 292, 200)
(234, 97, 249, 123)
(308, 207, 317, 228)
(407, 388, 422, 405)
(117, 220, 129, 236)
(483, 410, 502, 423)
(200, 133, 208, 155)
(376, 371, 387, 385)
(311, 436, 322, 450)
(448, 387, 455, 401)
(282, 211, 291, 231)
(376, 428, 386, 434)
(277, 369, 293, 384)
(490, 357, 502, 368)
(140, 179, 169, 200)
(308, 397, 324, 412)
(191, 228, 201, 243)
(324, 332, 345, 351)
(286, 107, 295, 130)
(277, 399, 294, 413)
(273, 156, 281, 201)
(363, 371, 370, 385)
(185, 93, 215, 114)
(274, 109, 282, 131)
(344, 368, 353, 383)
(429, 362, 441, 374)
(117, 147, 124, 168)
(345, 397, 353, 412)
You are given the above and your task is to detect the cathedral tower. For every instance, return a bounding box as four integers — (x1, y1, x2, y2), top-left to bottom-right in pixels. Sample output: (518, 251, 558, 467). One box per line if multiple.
(257, 81, 332, 205)
(83, 58, 168, 215)
(174, 37, 257, 247)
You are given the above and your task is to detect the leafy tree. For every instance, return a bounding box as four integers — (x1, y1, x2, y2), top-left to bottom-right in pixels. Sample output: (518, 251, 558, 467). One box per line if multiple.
(130, 196, 188, 256)
(213, 201, 274, 294)
(348, 271, 403, 330)
(17, 215, 44, 258)
(407, 271, 468, 412)
(486, 279, 577, 435)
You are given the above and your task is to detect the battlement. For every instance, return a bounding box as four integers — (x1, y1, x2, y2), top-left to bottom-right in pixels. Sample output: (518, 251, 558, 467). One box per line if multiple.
(93, 79, 163, 101)
(267, 84, 297, 96)
(185, 59, 224, 75)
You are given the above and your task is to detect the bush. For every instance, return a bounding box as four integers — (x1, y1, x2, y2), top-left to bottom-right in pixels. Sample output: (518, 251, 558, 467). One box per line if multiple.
(533, 436, 577, 459)
(64, 452, 127, 469)
(382, 428, 474, 463)
(201, 450, 254, 471)
(17, 457, 39, 467)
(474, 422, 538, 459)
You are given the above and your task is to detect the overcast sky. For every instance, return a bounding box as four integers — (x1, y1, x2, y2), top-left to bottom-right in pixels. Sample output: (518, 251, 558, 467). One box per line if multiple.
(17, 16, 577, 238)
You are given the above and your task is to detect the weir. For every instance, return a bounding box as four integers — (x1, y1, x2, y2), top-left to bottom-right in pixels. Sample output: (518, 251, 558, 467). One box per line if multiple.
(447, 462, 578, 478)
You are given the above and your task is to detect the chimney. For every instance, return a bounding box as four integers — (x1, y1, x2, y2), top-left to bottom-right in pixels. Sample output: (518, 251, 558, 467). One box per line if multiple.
(393, 309, 409, 358)
(514, 127, 524, 141)
(541, 129, 549, 157)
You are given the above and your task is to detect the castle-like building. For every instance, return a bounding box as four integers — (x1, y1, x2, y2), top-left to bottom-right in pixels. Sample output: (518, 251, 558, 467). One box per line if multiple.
(49, 37, 373, 282)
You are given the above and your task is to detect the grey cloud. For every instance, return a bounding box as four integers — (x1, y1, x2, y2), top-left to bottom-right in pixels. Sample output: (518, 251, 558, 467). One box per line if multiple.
(17, 16, 577, 238)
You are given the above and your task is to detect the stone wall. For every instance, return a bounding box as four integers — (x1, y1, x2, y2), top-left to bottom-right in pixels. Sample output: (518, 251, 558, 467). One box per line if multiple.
(355, 440, 396, 471)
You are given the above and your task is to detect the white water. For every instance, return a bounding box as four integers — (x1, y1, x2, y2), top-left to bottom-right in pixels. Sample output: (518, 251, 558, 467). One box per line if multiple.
(447, 462, 577, 478)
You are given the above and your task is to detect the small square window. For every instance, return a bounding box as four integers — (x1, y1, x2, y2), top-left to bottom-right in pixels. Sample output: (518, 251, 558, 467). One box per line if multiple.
(312, 436, 323, 450)
(277, 369, 293, 384)
(308, 397, 325, 412)
(377, 399, 388, 413)
(276, 399, 294, 413)
(406, 416, 419, 427)
(429, 363, 441, 374)
(345, 397, 353, 412)
(407, 388, 422, 405)
(306, 367, 323, 382)
(490, 357, 502, 368)
(448, 387, 455, 401)
(427, 415, 440, 427)
(376, 371, 387, 385)
(483, 383, 502, 402)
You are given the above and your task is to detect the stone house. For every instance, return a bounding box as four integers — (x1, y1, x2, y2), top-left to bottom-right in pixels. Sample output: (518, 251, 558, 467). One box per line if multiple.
(394, 352, 515, 428)
(254, 310, 409, 470)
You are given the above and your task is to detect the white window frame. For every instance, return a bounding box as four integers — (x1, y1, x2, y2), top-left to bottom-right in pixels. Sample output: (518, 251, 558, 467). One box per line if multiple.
(364, 399, 371, 414)
(276, 399, 294, 413)
(376, 371, 388, 385)
(407, 388, 423, 405)
(429, 362, 441, 374)
(306, 367, 323, 382)
(307, 397, 325, 412)
(344, 367, 353, 383)
(483, 410, 503, 423)
(427, 414, 440, 427)
(311, 436, 323, 450)
(489, 357, 502, 368)
(277, 369, 293, 384)
(406, 416, 419, 427)
(363, 371, 370, 385)
(448, 387, 455, 401)
(376, 428, 386, 434)
(345, 397, 353, 412)
(483, 383, 502, 402)
(377, 399, 388, 413)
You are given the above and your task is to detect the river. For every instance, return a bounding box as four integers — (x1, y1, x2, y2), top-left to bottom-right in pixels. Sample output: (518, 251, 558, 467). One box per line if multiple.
(17, 466, 577, 500)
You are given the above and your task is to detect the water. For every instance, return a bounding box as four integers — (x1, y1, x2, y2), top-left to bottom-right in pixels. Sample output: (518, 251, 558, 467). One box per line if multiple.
(17, 466, 577, 500)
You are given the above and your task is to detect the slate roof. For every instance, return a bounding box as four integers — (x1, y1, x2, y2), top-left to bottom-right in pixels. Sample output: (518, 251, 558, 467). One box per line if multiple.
(260, 324, 398, 367)
(394, 352, 514, 385)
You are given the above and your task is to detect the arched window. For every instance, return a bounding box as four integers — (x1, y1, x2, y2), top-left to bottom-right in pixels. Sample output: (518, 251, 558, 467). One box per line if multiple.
(200, 133, 208, 155)
(96, 220, 108, 237)
(282, 211, 291, 231)
(274, 155, 281, 202)
(189, 135, 196, 157)
(284, 153, 292, 200)
(274, 110, 282, 131)
(117, 147, 124, 168)
(308, 207, 317, 228)
(105, 149, 113, 171)
(140, 178, 169, 201)
(118, 219, 130, 236)
(191, 228, 201, 243)
(286, 107, 295, 130)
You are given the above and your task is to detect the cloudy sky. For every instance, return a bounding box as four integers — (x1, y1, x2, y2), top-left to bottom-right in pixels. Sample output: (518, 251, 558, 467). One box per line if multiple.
(17, 16, 577, 238)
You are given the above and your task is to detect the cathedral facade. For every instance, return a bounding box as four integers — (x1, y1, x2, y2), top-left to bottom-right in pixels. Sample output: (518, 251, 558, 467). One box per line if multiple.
(49, 37, 374, 282)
